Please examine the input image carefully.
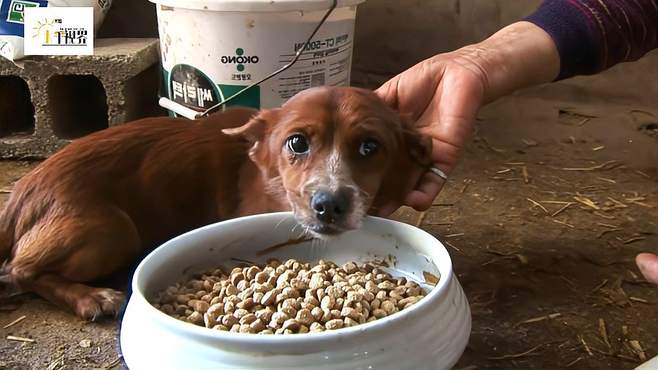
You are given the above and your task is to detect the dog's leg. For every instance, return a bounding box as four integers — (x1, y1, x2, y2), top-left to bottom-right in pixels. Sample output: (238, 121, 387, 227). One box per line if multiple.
(23, 274, 126, 320)
(6, 206, 141, 320)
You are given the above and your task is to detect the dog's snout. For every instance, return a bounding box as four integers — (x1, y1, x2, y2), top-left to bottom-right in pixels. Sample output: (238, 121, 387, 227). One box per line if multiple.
(311, 189, 350, 224)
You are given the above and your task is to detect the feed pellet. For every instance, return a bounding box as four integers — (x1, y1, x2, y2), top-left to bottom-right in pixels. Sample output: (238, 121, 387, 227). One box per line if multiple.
(152, 258, 429, 334)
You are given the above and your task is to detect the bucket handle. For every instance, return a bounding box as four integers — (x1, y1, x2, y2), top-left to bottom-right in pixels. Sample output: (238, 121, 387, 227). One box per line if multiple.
(158, 0, 338, 120)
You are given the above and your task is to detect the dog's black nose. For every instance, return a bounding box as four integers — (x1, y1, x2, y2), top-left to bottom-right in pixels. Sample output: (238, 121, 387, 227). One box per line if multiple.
(311, 189, 350, 224)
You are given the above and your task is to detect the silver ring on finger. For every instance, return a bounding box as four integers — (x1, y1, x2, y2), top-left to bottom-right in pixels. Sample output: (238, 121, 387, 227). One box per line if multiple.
(428, 166, 448, 181)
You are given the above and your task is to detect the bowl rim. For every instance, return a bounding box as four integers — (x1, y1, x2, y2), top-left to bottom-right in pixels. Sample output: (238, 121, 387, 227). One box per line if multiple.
(128, 211, 454, 348)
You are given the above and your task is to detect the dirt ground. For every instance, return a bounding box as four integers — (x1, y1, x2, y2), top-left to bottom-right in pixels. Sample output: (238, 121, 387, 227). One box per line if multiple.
(0, 87, 656, 369)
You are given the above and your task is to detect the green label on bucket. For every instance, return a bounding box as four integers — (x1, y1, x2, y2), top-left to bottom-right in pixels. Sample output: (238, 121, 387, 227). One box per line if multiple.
(166, 64, 222, 113)
(217, 84, 260, 110)
(163, 65, 261, 116)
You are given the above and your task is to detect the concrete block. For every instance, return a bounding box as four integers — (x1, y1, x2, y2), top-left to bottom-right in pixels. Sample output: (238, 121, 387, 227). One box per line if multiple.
(0, 38, 163, 158)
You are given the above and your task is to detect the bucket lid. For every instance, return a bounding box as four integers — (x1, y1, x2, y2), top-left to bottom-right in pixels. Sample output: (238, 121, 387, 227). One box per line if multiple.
(150, 0, 365, 12)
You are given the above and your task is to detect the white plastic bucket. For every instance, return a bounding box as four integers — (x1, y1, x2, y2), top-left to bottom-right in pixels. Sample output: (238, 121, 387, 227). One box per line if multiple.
(150, 0, 365, 116)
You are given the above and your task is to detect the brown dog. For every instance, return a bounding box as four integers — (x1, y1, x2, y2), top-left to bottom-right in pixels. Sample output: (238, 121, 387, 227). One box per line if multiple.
(0, 87, 431, 320)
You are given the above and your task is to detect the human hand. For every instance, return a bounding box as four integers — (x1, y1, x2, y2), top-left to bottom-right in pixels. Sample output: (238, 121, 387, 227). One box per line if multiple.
(636, 253, 658, 285)
(374, 21, 560, 216)
(374, 51, 487, 215)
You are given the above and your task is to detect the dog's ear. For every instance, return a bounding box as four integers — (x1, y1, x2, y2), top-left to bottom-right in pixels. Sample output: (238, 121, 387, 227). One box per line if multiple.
(405, 130, 432, 167)
(401, 116, 432, 167)
(223, 109, 280, 176)
(222, 109, 279, 144)
(369, 115, 432, 215)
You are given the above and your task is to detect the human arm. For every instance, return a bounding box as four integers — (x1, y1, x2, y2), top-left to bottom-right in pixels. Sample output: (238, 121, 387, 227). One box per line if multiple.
(375, 0, 658, 215)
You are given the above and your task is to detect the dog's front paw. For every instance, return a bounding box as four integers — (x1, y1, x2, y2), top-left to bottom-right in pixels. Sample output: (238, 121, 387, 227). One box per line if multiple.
(74, 288, 125, 321)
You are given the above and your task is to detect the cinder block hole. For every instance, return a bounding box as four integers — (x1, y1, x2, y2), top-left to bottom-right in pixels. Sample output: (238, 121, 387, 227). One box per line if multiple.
(0, 76, 35, 137)
(47, 75, 109, 139)
(123, 64, 167, 121)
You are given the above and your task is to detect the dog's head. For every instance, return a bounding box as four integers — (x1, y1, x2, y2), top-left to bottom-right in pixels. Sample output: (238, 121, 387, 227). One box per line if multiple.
(224, 87, 431, 237)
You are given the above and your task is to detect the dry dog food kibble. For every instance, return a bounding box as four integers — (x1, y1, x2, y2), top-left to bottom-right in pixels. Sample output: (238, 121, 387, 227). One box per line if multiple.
(152, 259, 428, 334)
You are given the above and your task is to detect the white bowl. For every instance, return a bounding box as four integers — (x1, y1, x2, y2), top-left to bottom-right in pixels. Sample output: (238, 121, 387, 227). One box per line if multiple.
(119, 212, 471, 370)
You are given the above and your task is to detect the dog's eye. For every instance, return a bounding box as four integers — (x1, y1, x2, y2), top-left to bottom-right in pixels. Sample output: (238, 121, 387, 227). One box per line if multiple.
(286, 134, 310, 155)
(359, 139, 379, 157)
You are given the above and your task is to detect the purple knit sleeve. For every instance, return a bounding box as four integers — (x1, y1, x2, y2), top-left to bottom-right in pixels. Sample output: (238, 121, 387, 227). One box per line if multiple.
(525, 0, 658, 80)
